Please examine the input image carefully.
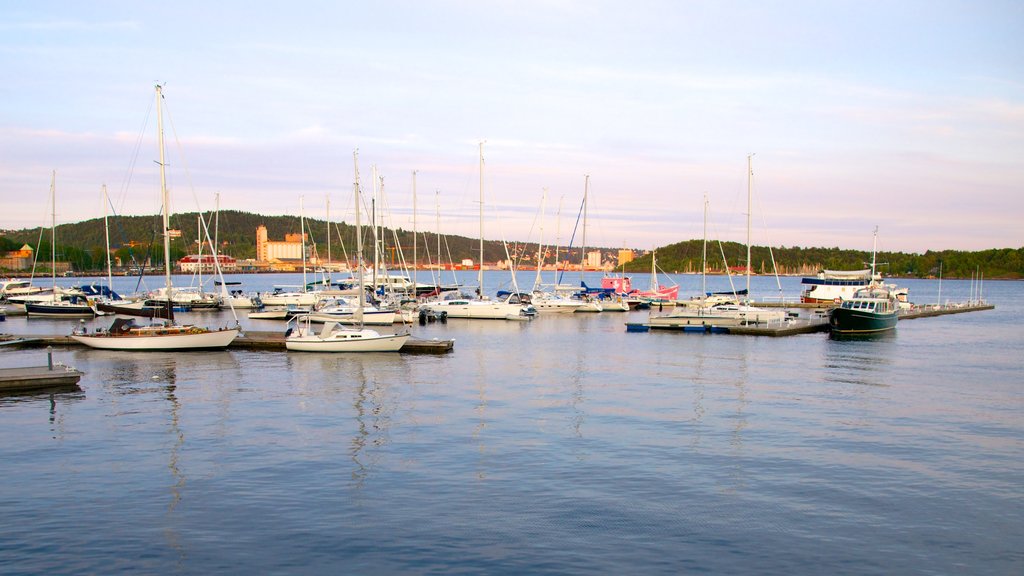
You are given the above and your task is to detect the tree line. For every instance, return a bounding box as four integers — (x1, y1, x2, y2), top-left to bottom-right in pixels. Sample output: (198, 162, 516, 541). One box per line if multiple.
(2, 210, 1021, 279)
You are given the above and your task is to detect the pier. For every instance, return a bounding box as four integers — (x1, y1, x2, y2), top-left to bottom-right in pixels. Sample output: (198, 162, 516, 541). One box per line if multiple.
(0, 331, 454, 354)
(0, 347, 83, 393)
(626, 302, 995, 336)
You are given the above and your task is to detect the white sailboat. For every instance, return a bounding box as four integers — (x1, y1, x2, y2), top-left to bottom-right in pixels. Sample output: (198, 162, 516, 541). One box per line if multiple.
(26, 171, 98, 319)
(572, 175, 602, 312)
(419, 143, 534, 320)
(285, 151, 410, 352)
(72, 84, 239, 350)
(650, 160, 786, 328)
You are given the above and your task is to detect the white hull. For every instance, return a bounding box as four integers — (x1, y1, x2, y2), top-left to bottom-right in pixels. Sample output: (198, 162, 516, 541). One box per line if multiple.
(285, 329, 409, 352)
(301, 310, 397, 325)
(649, 304, 785, 327)
(224, 296, 259, 309)
(648, 312, 744, 328)
(71, 327, 239, 350)
(421, 299, 529, 320)
(574, 301, 603, 313)
(248, 308, 292, 320)
(260, 292, 320, 306)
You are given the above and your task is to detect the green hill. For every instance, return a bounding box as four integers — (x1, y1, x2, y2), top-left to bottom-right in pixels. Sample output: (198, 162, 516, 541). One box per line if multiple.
(2, 210, 1021, 279)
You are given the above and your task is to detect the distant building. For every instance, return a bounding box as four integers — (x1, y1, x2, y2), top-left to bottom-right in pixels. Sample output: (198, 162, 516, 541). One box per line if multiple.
(617, 249, 634, 267)
(0, 244, 34, 270)
(256, 225, 307, 262)
(179, 254, 238, 273)
(585, 250, 602, 269)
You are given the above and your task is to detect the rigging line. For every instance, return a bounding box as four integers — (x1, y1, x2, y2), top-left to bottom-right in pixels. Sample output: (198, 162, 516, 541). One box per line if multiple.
(752, 178, 783, 295)
(115, 92, 154, 217)
(556, 194, 586, 286)
(161, 93, 239, 323)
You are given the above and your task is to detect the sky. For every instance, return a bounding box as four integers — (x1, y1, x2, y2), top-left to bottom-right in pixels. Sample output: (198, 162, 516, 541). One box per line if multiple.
(1, 0, 1021, 254)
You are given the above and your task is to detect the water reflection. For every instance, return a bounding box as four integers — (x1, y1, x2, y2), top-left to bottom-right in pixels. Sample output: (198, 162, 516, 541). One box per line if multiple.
(824, 332, 896, 388)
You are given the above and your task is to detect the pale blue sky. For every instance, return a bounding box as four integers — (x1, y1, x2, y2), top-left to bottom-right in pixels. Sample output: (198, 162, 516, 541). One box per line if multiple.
(1, 1, 1021, 253)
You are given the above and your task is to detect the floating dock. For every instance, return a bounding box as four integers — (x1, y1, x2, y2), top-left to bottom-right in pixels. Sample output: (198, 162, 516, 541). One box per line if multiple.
(627, 302, 994, 336)
(0, 348, 83, 393)
(627, 317, 830, 336)
(0, 331, 455, 354)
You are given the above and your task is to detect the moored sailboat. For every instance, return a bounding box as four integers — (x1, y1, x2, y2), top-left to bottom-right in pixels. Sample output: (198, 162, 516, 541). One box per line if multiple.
(71, 85, 239, 350)
(284, 150, 409, 352)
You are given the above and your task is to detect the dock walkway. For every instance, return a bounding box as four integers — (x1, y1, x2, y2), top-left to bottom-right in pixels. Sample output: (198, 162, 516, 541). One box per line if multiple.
(627, 302, 994, 336)
(0, 331, 454, 354)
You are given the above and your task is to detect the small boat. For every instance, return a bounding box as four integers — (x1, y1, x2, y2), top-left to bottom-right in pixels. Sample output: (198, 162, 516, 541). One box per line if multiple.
(284, 152, 408, 353)
(422, 290, 536, 319)
(25, 294, 96, 318)
(285, 318, 409, 352)
(634, 250, 680, 304)
(530, 290, 586, 314)
(829, 285, 900, 334)
(0, 278, 47, 302)
(300, 296, 396, 325)
(73, 317, 239, 350)
(145, 285, 221, 311)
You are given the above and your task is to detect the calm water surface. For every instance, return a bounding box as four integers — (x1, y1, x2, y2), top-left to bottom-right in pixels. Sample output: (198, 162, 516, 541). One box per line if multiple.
(1, 274, 1021, 574)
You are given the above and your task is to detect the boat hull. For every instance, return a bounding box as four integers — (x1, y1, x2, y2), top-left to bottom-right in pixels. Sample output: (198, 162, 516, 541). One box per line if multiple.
(70, 327, 239, 350)
(828, 308, 898, 334)
(285, 333, 409, 352)
(25, 302, 95, 318)
(422, 301, 528, 320)
(301, 311, 397, 325)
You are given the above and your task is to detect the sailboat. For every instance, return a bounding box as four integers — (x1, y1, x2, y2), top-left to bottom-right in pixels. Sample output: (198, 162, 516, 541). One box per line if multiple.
(285, 151, 410, 352)
(25, 171, 97, 319)
(649, 160, 786, 328)
(634, 250, 679, 305)
(71, 84, 239, 350)
(529, 188, 585, 314)
(575, 176, 603, 312)
(419, 143, 534, 320)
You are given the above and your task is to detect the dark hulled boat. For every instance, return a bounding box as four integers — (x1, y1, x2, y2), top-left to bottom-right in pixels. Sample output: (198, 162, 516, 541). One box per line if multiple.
(828, 286, 899, 334)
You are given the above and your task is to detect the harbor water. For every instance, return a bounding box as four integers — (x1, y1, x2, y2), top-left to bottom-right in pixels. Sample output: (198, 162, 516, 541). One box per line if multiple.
(1, 273, 1021, 574)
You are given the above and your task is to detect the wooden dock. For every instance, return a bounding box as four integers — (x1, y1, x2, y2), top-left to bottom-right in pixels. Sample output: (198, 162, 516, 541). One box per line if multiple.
(627, 318, 831, 336)
(898, 303, 995, 320)
(0, 331, 454, 354)
(626, 302, 995, 336)
(0, 348, 83, 393)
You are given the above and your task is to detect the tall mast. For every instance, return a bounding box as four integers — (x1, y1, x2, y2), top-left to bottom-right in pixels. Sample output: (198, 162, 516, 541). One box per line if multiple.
(50, 170, 56, 289)
(534, 187, 546, 290)
(213, 192, 220, 276)
(746, 154, 753, 295)
(196, 215, 203, 289)
(372, 167, 380, 290)
(580, 174, 589, 283)
(156, 85, 172, 299)
(354, 151, 364, 323)
(478, 142, 485, 295)
(300, 196, 306, 292)
(554, 195, 563, 277)
(870, 226, 878, 277)
(436, 189, 441, 290)
(103, 184, 112, 290)
(702, 193, 708, 297)
(326, 195, 331, 270)
(412, 170, 418, 290)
